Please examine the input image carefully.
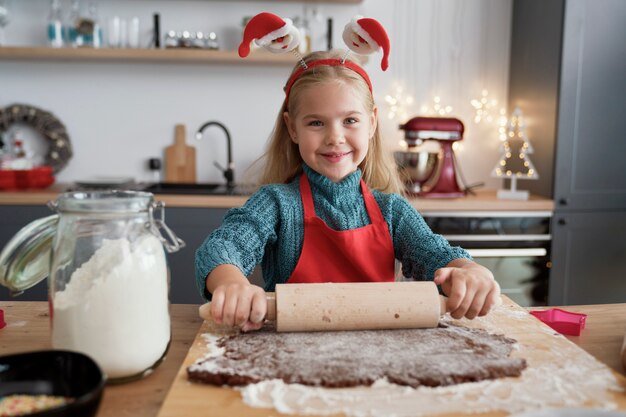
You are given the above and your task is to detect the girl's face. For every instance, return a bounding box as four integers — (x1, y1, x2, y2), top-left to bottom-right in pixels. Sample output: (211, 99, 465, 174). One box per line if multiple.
(284, 81, 377, 183)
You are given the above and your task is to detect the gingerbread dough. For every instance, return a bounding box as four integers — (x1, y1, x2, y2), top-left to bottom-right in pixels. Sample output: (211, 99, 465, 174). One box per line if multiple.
(187, 323, 526, 388)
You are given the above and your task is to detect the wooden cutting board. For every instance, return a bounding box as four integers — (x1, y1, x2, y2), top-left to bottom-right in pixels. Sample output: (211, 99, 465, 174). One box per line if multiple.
(157, 298, 626, 417)
(165, 124, 196, 183)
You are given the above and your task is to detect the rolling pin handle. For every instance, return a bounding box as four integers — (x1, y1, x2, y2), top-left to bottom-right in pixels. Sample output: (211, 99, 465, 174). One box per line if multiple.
(198, 303, 212, 321)
(439, 295, 447, 316)
(198, 293, 277, 322)
(265, 292, 277, 321)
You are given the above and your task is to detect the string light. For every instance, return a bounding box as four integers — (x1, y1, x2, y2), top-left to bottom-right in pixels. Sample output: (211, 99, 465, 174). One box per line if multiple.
(420, 95, 453, 116)
(384, 81, 415, 122)
(471, 89, 499, 123)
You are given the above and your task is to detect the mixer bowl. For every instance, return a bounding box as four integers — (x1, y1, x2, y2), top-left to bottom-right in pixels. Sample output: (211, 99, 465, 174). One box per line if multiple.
(394, 150, 439, 193)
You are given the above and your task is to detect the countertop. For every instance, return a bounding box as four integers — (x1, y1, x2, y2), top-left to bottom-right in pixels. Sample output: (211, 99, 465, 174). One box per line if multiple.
(0, 185, 554, 212)
(1, 301, 624, 417)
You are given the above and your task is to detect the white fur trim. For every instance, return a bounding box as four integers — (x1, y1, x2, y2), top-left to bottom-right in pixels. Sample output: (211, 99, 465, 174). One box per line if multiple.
(348, 16, 379, 49)
(264, 26, 301, 54)
(256, 18, 294, 46)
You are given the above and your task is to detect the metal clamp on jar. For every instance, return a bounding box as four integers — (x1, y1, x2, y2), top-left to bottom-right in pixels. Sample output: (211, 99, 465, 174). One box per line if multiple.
(0, 191, 185, 383)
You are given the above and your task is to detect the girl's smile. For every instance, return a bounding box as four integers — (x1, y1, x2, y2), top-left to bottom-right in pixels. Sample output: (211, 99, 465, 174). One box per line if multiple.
(320, 151, 353, 163)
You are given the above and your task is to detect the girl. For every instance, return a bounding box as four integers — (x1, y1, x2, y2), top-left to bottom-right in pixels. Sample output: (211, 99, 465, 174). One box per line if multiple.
(195, 49, 500, 332)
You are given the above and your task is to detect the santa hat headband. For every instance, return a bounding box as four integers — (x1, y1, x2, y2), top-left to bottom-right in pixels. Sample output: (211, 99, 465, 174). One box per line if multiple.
(238, 12, 390, 101)
(283, 58, 373, 103)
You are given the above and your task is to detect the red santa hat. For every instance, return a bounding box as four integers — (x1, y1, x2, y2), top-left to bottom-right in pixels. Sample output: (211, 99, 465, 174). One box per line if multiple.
(344, 16, 390, 71)
(238, 12, 297, 58)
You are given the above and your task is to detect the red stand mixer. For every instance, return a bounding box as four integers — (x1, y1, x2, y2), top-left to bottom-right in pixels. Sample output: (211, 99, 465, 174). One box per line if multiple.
(397, 116, 466, 198)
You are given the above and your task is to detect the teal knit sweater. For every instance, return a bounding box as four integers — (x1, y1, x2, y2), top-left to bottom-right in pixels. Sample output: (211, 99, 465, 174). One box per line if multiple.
(195, 164, 470, 300)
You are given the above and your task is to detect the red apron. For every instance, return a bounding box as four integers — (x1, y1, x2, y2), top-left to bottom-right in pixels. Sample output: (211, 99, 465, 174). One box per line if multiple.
(287, 174, 395, 283)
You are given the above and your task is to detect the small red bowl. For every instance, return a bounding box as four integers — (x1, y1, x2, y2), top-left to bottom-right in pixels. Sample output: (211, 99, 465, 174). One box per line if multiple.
(530, 308, 587, 336)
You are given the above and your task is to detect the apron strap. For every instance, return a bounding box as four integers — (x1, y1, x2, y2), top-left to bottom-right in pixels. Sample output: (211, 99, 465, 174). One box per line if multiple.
(360, 179, 386, 225)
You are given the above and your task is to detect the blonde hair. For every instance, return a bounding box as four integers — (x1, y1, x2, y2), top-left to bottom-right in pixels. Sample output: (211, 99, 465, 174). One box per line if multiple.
(254, 50, 404, 195)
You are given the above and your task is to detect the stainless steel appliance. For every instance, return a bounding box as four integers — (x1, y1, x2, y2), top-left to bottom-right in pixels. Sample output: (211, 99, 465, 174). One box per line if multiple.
(423, 210, 552, 307)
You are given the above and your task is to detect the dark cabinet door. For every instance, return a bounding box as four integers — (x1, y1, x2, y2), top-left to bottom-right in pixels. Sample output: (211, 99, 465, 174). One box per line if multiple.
(553, 0, 626, 212)
(0, 205, 54, 301)
(550, 211, 626, 305)
(163, 207, 229, 304)
(548, 0, 626, 304)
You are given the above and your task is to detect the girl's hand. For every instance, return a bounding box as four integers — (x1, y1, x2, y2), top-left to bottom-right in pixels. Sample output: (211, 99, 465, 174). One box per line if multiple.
(433, 258, 501, 320)
(206, 264, 267, 332)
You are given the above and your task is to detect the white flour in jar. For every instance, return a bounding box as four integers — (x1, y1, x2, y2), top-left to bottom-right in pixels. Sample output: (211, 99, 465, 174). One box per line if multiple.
(52, 235, 170, 379)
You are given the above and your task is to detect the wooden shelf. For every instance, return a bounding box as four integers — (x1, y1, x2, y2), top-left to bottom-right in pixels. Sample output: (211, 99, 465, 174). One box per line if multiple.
(0, 46, 297, 65)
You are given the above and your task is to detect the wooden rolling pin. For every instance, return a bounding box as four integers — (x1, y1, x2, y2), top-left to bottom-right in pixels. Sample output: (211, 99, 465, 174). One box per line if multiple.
(622, 328, 626, 371)
(199, 281, 447, 332)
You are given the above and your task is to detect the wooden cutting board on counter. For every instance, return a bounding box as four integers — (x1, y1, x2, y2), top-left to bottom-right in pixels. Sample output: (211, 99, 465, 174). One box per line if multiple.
(165, 124, 196, 183)
(157, 297, 626, 417)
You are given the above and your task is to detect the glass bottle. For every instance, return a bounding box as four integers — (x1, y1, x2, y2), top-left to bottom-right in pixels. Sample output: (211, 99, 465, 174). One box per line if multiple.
(307, 7, 327, 52)
(65, 0, 82, 47)
(47, 0, 64, 48)
(164, 30, 177, 48)
(292, 16, 310, 54)
(0, 191, 185, 383)
(206, 31, 218, 50)
(87, 1, 102, 48)
(83, 1, 102, 48)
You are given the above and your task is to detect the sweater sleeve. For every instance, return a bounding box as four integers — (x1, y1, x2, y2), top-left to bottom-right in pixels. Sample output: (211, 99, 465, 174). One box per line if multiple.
(387, 194, 471, 280)
(194, 187, 279, 301)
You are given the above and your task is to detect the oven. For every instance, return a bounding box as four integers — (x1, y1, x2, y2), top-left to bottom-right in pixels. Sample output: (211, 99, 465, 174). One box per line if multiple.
(422, 211, 552, 307)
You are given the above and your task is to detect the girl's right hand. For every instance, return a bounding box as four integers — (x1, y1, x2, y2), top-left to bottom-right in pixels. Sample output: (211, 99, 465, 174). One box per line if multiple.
(206, 265, 267, 332)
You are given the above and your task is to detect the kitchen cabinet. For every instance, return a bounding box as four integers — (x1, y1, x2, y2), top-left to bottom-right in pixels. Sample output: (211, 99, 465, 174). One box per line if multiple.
(0, 204, 229, 304)
(509, 0, 626, 304)
(550, 211, 626, 304)
(161, 207, 229, 304)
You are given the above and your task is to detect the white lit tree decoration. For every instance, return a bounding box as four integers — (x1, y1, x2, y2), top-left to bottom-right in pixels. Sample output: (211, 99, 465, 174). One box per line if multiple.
(492, 107, 538, 200)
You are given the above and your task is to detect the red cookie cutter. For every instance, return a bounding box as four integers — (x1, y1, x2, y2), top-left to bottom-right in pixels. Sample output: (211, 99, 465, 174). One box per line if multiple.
(0, 309, 5, 329)
(529, 308, 587, 336)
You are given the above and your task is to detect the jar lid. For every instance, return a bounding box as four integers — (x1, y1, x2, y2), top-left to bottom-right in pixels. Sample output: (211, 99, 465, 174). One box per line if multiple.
(0, 215, 58, 295)
(53, 190, 154, 213)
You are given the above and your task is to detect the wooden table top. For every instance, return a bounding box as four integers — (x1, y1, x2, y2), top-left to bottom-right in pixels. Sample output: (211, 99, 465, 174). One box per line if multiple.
(0, 187, 554, 211)
(1, 301, 623, 417)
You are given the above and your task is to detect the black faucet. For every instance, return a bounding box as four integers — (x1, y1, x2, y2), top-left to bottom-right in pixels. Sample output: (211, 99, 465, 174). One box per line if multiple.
(195, 121, 234, 188)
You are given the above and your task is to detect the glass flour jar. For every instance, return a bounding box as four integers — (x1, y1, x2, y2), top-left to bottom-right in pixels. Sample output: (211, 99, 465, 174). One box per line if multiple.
(0, 191, 185, 383)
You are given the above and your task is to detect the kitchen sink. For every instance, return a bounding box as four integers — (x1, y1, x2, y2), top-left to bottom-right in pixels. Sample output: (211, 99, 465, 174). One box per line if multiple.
(142, 182, 251, 196)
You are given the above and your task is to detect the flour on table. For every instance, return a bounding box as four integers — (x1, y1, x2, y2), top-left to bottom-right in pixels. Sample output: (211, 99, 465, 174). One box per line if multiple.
(191, 303, 623, 417)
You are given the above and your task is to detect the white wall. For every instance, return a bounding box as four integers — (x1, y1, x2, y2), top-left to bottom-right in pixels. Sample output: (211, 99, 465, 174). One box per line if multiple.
(0, 0, 511, 189)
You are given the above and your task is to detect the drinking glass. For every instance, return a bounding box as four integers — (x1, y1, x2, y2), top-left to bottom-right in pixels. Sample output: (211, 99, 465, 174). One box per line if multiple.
(0, 0, 11, 46)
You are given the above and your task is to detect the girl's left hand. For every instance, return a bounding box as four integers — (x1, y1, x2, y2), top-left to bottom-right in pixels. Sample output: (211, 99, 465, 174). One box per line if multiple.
(433, 258, 501, 320)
